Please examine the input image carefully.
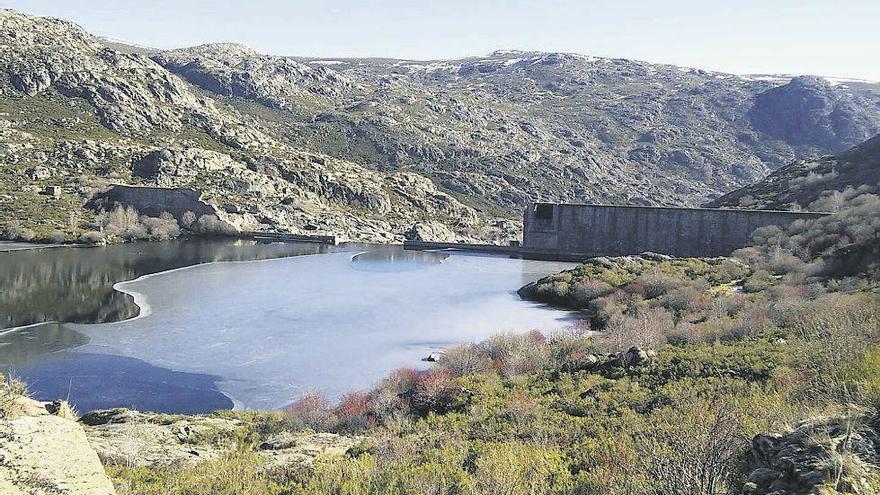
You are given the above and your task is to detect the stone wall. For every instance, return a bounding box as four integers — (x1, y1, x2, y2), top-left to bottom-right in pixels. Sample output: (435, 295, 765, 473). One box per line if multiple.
(89, 185, 217, 221)
(522, 203, 827, 259)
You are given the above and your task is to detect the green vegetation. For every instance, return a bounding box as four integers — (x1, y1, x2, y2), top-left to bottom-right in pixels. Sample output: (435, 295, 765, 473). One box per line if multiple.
(102, 194, 880, 494)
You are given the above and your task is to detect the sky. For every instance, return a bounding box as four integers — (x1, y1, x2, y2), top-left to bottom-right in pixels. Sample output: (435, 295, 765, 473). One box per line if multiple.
(4, 0, 879, 81)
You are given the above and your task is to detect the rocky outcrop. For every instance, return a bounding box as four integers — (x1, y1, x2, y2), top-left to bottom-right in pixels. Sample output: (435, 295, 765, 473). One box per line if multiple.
(88, 184, 220, 223)
(81, 408, 359, 470)
(153, 43, 361, 109)
(0, 397, 116, 495)
(565, 346, 657, 376)
(404, 221, 459, 242)
(743, 413, 880, 494)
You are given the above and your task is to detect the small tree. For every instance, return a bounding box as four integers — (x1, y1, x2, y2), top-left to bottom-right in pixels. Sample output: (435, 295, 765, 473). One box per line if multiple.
(181, 210, 197, 229)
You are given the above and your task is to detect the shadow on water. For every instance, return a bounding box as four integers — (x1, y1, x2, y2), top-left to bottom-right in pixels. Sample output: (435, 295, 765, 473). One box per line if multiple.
(0, 238, 336, 330)
(11, 352, 233, 414)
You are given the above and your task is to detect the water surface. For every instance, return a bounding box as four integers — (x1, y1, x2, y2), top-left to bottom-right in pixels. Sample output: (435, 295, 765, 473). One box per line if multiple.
(1, 241, 575, 413)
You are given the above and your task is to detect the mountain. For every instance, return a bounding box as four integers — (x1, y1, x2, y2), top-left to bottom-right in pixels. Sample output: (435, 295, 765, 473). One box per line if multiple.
(150, 47, 880, 212)
(2, 8, 880, 242)
(0, 9, 494, 243)
(706, 133, 880, 211)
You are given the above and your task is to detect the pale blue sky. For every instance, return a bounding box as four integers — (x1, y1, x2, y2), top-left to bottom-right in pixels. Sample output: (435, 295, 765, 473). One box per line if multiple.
(4, 0, 879, 80)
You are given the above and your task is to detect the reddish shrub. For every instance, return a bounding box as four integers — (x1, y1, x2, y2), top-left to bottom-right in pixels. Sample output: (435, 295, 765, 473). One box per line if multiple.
(335, 391, 373, 433)
(383, 367, 420, 397)
(287, 392, 334, 430)
(413, 368, 460, 414)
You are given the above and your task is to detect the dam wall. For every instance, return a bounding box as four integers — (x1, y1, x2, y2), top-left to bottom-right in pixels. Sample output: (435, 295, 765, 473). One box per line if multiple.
(522, 203, 827, 259)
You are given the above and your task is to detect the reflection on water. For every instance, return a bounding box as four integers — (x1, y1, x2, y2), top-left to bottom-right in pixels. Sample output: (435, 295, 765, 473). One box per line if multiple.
(0, 323, 88, 368)
(0, 238, 334, 329)
(351, 246, 448, 272)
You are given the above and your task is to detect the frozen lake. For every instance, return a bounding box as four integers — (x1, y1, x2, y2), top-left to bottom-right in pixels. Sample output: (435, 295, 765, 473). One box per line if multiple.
(0, 242, 575, 413)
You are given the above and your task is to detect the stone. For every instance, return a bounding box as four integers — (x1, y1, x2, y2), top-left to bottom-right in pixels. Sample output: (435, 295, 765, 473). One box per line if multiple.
(423, 353, 443, 362)
(0, 412, 117, 494)
(25, 166, 51, 180)
(405, 221, 457, 242)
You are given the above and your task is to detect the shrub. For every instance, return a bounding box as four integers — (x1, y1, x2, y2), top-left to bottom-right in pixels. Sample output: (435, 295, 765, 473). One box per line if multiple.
(547, 332, 600, 372)
(78, 231, 106, 244)
(413, 368, 460, 414)
(108, 451, 289, 495)
(46, 230, 66, 243)
(641, 271, 681, 299)
(569, 279, 615, 306)
(286, 392, 335, 430)
(334, 392, 373, 433)
(473, 443, 572, 495)
(181, 210, 197, 228)
(478, 333, 549, 377)
(743, 269, 775, 293)
(633, 398, 746, 495)
(725, 306, 773, 341)
(602, 307, 674, 352)
(440, 344, 491, 377)
(194, 214, 238, 236)
(0, 373, 27, 420)
(1, 224, 36, 241)
(661, 285, 713, 316)
(382, 367, 420, 397)
(98, 206, 182, 242)
(141, 212, 181, 241)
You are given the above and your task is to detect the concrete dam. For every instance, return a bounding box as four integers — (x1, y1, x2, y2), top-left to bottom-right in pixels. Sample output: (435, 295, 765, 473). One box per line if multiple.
(521, 203, 827, 259)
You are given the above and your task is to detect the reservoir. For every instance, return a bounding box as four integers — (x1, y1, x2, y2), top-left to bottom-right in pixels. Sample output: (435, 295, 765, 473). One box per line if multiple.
(0, 240, 575, 413)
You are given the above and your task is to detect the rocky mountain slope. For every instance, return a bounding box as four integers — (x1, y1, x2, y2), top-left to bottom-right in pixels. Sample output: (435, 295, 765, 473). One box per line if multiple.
(706, 133, 880, 210)
(1, 8, 879, 242)
(153, 45, 880, 211)
(0, 9, 498, 243)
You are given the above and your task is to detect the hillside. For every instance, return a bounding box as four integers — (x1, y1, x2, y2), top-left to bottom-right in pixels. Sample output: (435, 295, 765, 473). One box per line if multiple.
(0, 9, 497, 243)
(154, 46, 880, 211)
(706, 133, 880, 210)
(1, 8, 880, 243)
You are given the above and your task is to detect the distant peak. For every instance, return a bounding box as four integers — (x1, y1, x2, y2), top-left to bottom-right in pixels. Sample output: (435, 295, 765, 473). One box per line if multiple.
(488, 50, 531, 57)
(166, 42, 259, 57)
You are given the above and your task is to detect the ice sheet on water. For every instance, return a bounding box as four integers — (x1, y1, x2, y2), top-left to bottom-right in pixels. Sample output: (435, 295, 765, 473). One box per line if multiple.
(64, 250, 577, 410)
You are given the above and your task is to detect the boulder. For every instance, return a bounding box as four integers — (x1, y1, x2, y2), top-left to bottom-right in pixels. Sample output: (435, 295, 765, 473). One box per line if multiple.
(0, 399, 116, 495)
(25, 166, 51, 180)
(742, 414, 880, 494)
(423, 353, 443, 362)
(404, 221, 457, 242)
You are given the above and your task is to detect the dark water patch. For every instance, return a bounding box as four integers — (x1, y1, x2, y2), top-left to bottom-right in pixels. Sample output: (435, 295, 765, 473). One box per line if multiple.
(13, 352, 233, 414)
(0, 238, 336, 329)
